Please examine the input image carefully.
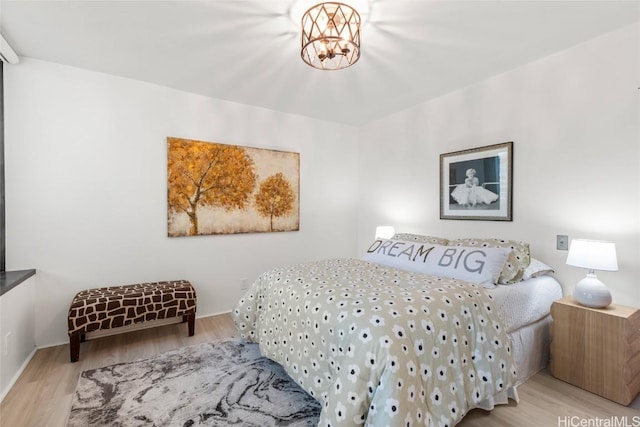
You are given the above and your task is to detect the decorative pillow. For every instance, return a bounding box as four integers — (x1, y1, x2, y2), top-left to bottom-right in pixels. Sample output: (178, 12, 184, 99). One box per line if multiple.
(448, 238, 530, 284)
(392, 233, 449, 246)
(522, 258, 555, 280)
(362, 238, 511, 288)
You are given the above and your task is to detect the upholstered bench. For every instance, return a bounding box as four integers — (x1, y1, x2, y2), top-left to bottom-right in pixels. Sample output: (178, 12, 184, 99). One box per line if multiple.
(67, 280, 197, 362)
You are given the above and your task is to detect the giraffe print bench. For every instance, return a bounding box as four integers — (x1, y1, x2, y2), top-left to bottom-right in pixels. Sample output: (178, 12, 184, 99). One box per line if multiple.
(67, 280, 197, 362)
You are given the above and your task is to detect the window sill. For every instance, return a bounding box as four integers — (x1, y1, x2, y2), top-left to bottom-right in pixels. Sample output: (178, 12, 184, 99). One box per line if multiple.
(0, 269, 36, 297)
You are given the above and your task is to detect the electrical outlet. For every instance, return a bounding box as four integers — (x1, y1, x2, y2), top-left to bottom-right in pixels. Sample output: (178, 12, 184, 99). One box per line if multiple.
(240, 278, 249, 290)
(557, 235, 569, 251)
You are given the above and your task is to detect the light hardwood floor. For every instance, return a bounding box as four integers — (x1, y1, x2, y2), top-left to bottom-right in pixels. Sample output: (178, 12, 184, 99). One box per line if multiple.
(1, 313, 638, 426)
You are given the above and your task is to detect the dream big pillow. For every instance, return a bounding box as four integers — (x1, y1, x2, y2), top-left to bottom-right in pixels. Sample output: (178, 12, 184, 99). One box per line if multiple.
(362, 238, 512, 287)
(448, 238, 530, 284)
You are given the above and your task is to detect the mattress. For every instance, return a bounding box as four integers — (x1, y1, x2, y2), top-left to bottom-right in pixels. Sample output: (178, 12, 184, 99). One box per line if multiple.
(488, 275, 563, 334)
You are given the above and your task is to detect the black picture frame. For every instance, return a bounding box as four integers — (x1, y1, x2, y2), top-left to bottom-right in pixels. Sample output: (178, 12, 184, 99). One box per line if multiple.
(440, 142, 513, 221)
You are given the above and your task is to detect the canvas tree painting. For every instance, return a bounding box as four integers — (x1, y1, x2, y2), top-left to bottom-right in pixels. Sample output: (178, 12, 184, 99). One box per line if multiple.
(167, 137, 299, 236)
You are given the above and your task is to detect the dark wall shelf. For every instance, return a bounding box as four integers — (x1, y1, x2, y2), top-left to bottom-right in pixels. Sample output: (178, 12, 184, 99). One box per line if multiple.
(0, 269, 36, 296)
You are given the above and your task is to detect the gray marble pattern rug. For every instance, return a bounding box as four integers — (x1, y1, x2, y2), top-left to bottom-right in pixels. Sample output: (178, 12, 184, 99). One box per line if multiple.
(67, 339, 321, 426)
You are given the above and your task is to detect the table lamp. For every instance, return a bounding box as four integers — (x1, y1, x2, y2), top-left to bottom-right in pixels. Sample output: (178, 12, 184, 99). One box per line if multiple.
(375, 226, 395, 239)
(566, 239, 618, 308)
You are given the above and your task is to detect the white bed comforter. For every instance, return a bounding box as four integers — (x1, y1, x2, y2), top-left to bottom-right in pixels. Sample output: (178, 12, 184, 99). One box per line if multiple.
(233, 258, 517, 427)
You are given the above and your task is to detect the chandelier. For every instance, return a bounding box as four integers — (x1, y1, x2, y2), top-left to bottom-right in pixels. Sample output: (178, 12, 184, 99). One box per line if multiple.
(300, 2, 361, 70)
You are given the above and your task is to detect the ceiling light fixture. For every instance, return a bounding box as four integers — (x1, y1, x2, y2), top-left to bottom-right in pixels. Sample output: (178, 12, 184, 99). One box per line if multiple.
(300, 2, 361, 70)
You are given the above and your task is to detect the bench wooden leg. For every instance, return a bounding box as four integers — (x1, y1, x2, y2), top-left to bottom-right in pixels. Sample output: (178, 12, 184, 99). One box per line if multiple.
(186, 313, 195, 336)
(70, 334, 81, 363)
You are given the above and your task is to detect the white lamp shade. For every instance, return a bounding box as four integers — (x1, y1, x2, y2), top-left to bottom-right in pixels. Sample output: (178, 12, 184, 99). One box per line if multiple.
(375, 226, 395, 239)
(566, 239, 618, 271)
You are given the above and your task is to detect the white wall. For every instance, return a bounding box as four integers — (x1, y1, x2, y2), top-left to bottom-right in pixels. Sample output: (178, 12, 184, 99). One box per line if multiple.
(4, 23, 639, 349)
(0, 275, 36, 400)
(4, 59, 359, 347)
(358, 23, 640, 307)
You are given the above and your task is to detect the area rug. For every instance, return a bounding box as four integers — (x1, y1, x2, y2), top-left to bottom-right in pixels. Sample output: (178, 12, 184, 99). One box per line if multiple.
(67, 339, 321, 426)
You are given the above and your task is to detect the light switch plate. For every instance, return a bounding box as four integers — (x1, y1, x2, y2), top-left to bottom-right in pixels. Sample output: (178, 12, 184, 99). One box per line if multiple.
(557, 235, 569, 250)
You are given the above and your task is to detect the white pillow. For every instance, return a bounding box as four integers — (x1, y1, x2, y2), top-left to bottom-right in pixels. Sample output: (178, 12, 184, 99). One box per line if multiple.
(522, 258, 555, 280)
(362, 239, 512, 288)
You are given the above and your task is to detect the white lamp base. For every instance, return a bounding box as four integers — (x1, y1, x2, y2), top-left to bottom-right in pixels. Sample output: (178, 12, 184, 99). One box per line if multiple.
(572, 273, 612, 308)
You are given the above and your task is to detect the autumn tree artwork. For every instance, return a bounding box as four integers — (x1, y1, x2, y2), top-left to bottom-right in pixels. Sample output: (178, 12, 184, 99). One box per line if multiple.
(167, 137, 299, 236)
(255, 172, 296, 232)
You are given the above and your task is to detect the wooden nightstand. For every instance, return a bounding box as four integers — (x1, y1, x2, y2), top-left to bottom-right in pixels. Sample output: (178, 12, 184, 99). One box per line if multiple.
(550, 296, 640, 405)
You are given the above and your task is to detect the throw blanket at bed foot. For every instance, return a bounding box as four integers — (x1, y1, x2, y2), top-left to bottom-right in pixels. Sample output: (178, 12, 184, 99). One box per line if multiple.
(233, 258, 517, 427)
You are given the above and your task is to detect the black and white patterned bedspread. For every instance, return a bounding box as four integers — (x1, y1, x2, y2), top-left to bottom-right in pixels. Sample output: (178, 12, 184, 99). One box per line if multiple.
(233, 258, 517, 427)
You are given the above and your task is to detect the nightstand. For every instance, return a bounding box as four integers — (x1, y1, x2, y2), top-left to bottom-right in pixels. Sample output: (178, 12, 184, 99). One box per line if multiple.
(550, 296, 640, 405)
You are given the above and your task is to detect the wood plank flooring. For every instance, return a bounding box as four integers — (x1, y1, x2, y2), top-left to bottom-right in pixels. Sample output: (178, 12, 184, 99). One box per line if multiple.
(1, 313, 637, 426)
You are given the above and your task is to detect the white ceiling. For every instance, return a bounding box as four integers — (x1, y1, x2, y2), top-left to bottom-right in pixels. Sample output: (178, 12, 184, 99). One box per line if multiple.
(1, 1, 638, 125)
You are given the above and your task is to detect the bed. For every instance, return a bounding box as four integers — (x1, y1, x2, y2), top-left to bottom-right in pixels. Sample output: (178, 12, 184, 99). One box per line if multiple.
(232, 234, 562, 426)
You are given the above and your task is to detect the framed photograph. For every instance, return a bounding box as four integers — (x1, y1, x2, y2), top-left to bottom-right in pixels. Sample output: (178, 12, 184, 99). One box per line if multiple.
(440, 141, 513, 221)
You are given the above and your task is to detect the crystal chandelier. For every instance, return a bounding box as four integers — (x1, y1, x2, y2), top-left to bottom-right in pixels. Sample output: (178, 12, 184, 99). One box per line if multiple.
(300, 2, 361, 70)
